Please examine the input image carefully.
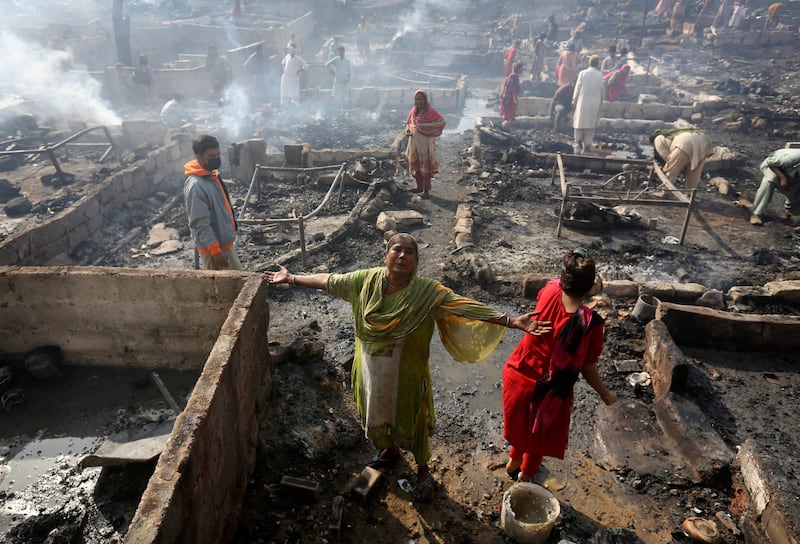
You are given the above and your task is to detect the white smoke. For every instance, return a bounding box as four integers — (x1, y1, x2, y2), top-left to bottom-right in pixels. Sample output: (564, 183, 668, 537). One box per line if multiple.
(394, 2, 428, 40)
(0, 31, 120, 127)
(219, 83, 252, 139)
(393, 0, 466, 40)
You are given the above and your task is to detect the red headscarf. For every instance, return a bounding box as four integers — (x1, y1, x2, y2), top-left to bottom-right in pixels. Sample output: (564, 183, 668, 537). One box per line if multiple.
(407, 89, 446, 137)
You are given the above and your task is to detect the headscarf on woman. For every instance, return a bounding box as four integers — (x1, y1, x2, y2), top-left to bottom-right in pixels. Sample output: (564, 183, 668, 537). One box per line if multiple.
(603, 63, 630, 102)
(406, 90, 446, 195)
(500, 64, 521, 123)
(406, 90, 445, 137)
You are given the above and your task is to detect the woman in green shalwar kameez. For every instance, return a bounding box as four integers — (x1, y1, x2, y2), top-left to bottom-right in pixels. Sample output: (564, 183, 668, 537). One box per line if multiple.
(262, 234, 550, 500)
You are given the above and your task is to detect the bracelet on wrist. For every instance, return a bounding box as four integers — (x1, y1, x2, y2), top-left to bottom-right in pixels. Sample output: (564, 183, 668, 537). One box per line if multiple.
(289, 274, 295, 286)
(505, 315, 511, 328)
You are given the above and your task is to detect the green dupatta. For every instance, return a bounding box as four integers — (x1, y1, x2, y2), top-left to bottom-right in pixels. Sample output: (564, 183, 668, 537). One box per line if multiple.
(327, 267, 508, 363)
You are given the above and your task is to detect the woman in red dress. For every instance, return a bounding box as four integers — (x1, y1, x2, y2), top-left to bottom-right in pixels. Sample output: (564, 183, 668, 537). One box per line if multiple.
(500, 62, 523, 126)
(502, 248, 617, 482)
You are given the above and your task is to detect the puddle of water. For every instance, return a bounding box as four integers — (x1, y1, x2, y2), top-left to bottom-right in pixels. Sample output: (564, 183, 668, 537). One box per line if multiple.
(608, 150, 640, 160)
(429, 308, 524, 412)
(0, 435, 103, 494)
(0, 365, 199, 496)
(445, 89, 497, 134)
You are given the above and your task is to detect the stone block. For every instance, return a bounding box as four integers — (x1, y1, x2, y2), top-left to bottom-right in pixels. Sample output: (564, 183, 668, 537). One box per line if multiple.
(727, 285, 772, 305)
(591, 399, 675, 476)
(653, 393, 732, 486)
(280, 475, 319, 502)
(454, 232, 472, 250)
(454, 217, 473, 234)
(737, 439, 800, 544)
(672, 282, 707, 303)
(644, 319, 689, 395)
(639, 280, 676, 301)
(376, 212, 396, 232)
(602, 279, 638, 298)
(169, 143, 183, 161)
(696, 289, 726, 309)
(456, 204, 472, 219)
(375, 210, 423, 232)
(348, 467, 383, 501)
(522, 274, 550, 299)
(764, 280, 800, 305)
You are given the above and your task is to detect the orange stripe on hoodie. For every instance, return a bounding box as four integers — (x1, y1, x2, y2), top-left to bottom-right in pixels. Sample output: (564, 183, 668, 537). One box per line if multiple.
(184, 159, 238, 245)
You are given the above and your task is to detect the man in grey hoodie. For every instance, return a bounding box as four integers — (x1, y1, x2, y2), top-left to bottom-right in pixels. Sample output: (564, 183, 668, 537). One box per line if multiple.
(183, 134, 241, 270)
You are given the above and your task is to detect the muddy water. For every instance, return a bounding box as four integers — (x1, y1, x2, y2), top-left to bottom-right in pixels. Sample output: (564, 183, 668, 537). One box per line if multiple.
(445, 86, 497, 135)
(0, 365, 200, 537)
(429, 314, 524, 413)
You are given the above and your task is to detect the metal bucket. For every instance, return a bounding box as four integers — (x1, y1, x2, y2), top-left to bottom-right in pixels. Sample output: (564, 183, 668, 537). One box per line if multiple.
(500, 482, 560, 544)
(631, 294, 660, 323)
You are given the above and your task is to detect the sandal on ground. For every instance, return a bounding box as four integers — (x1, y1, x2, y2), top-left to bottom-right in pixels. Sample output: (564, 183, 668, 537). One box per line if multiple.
(366, 446, 401, 469)
(412, 474, 438, 501)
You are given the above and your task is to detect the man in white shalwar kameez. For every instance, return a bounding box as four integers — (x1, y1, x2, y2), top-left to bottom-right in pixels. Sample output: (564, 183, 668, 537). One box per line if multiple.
(280, 46, 306, 106)
(571, 55, 604, 155)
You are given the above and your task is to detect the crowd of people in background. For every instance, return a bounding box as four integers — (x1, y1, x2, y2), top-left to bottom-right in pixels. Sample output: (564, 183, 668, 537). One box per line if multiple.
(494, 8, 797, 227)
(125, 4, 800, 232)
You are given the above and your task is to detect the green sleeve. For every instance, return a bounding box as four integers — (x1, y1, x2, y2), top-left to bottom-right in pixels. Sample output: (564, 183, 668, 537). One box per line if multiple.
(326, 268, 373, 303)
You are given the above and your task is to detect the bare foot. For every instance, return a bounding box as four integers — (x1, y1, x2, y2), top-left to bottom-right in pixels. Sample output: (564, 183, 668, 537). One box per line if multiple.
(506, 458, 521, 480)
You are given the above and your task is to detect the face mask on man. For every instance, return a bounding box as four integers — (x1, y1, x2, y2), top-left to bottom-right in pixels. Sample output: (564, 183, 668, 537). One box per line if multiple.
(205, 157, 221, 171)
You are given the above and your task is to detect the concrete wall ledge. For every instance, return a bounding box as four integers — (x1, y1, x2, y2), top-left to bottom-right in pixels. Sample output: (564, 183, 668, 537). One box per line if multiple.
(655, 302, 800, 352)
(0, 267, 270, 544)
(0, 138, 192, 267)
(737, 440, 800, 544)
(516, 96, 694, 120)
(642, 304, 799, 541)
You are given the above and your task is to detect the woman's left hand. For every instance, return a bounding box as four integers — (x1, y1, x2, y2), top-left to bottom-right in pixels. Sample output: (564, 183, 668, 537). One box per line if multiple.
(516, 312, 553, 335)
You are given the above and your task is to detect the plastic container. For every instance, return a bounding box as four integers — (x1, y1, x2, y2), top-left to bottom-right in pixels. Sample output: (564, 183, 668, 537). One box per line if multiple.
(631, 294, 660, 323)
(500, 482, 560, 544)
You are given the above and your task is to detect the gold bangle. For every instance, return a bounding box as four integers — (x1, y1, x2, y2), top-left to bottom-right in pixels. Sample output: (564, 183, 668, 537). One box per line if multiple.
(505, 315, 511, 328)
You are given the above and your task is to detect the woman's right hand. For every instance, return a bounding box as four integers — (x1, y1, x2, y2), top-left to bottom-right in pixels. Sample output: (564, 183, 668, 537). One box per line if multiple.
(261, 265, 290, 285)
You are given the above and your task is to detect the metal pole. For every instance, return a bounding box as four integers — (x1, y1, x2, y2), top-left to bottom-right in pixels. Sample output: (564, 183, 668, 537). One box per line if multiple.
(298, 216, 307, 268)
(679, 189, 695, 245)
(151, 372, 182, 414)
(337, 163, 345, 206)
